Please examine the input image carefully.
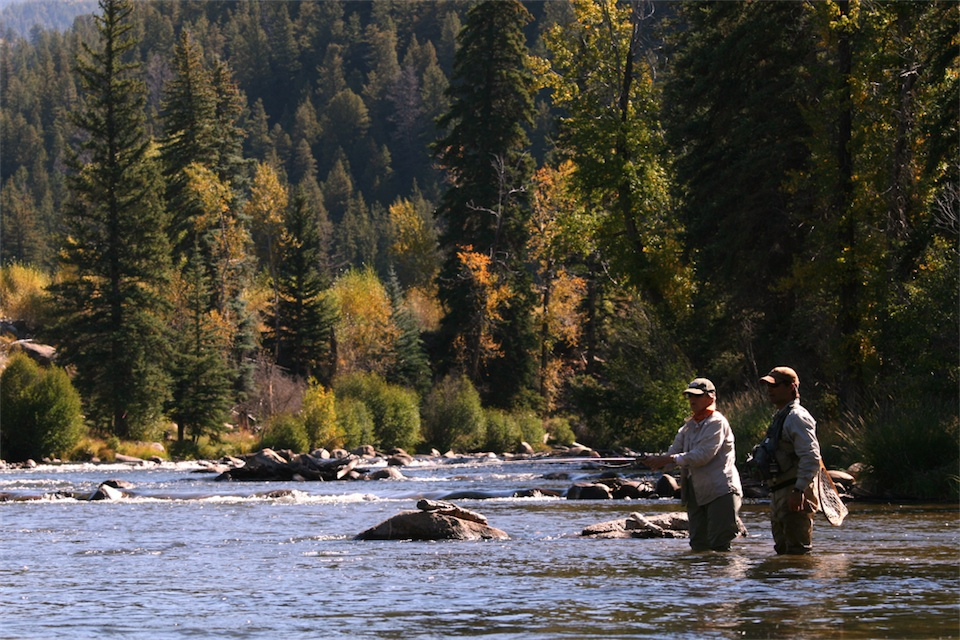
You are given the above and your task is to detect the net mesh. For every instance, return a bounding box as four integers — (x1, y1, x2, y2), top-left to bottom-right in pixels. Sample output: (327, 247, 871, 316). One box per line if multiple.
(818, 466, 848, 526)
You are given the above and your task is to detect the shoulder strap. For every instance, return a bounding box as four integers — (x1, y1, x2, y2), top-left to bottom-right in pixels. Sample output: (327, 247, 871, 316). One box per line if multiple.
(765, 406, 789, 446)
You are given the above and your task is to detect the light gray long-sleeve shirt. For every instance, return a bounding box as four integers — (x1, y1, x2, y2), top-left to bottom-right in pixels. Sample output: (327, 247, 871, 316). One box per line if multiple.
(667, 411, 743, 505)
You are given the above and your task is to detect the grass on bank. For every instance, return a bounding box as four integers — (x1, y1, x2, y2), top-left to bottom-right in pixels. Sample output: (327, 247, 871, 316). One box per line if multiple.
(67, 428, 261, 463)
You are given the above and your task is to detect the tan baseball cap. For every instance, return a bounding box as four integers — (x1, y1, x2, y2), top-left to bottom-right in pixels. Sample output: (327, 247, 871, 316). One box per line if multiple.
(760, 366, 799, 386)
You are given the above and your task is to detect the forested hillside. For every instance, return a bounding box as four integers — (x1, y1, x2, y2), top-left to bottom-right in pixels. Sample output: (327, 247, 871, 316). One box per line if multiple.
(0, 0, 97, 38)
(0, 0, 956, 497)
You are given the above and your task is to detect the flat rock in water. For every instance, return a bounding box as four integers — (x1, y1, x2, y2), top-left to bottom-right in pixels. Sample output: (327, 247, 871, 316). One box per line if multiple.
(581, 512, 689, 539)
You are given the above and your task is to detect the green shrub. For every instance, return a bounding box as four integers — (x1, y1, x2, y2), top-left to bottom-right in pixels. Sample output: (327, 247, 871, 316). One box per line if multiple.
(335, 396, 375, 449)
(167, 439, 201, 460)
(335, 371, 421, 451)
(565, 296, 691, 451)
(301, 380, 342, 450)
(375, 384, 422, 452)
(545, 416, 577, 446)
(482, 409, 522, 453)
(260, 413, 309, 453)
(420, 374, 485, 452)
(0, 353, 85, 461)
(516, 412, 546, 450)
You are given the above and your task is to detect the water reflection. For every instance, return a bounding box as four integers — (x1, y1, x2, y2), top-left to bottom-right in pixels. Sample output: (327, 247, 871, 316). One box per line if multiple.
(749, 551, 852, 582)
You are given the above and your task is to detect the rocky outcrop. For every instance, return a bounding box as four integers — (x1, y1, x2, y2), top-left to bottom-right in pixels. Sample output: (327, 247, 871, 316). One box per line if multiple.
(355, 500, 509, 541)
(581, 512, 690, 539)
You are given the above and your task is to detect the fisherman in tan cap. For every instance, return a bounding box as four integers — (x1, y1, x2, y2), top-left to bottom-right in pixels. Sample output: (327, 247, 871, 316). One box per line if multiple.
(645, 378, 744, 552)
(756, 366, 822, 554)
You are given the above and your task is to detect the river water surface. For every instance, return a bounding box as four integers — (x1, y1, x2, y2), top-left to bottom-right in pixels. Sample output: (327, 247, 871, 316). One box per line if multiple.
(0, 458, 957, 639)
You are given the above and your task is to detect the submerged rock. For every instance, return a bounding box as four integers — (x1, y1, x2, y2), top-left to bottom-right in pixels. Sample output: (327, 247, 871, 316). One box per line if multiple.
(88, 482, 127, 501)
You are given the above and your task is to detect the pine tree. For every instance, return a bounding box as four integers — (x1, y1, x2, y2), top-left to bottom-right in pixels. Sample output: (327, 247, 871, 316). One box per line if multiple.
(160, 29, 218, 258)
(161, 43, 253, 414)
(169, 244, 232, 443)
(269, 186, 338, 383)
(432, 0, 537, 407)
(385, 267, 431, 395)
(0, 168, 43, 265)
(333, 193, 378, 270)
(245, 98, 274, 162)
(49, 0, 172, 438)
(209, 57, 248, 192)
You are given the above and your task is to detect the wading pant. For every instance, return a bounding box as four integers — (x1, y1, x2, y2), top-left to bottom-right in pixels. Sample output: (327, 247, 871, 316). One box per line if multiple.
(770, 486, 815, 555)
(686, 484, 742, 552)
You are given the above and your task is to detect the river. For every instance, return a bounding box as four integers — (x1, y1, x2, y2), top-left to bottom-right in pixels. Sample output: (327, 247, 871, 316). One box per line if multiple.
(0, 457, 957, 639)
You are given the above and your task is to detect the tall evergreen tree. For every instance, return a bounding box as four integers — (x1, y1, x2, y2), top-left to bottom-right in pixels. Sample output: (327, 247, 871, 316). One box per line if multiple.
(209, 57, 248, 192)
(160, 29, 218, 258)
(268, 186, 338, 383)
(48, 0, 172, 438)
(432, 0, 537, 407)
(169, 244, 232, 443)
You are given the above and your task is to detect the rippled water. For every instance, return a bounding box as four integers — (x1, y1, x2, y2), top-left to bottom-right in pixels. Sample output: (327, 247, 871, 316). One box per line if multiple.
(0, 459, 957, 639)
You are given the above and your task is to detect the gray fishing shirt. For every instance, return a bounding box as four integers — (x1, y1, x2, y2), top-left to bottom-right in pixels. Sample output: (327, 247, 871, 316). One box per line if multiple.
(771, 399, 822, 492)
(668, 410, 743, 505)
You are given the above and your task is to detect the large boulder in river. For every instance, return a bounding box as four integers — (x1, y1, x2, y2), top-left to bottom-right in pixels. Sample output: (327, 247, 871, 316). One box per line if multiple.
(366, 466, 406, 480)
(355, 500, 509, 541)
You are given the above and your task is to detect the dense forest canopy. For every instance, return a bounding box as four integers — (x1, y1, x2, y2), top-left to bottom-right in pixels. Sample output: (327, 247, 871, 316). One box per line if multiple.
(0, 0, 956, 493)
